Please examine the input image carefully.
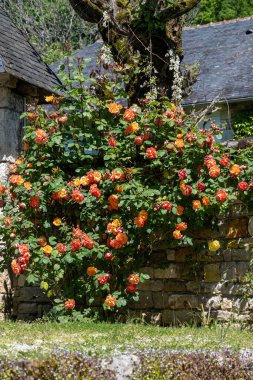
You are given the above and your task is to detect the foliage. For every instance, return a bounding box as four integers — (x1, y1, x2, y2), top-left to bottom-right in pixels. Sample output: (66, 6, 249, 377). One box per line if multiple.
(193, 0, 253, 25)
(133, 350, 253, 380)
(0, 56, 252, 318)
(0, 352, 116, 379)
(232, 109, 253, 139)
(0, 0, 97, 64)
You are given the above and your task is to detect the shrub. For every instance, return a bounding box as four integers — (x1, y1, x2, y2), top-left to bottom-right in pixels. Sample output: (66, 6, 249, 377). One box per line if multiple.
(0, 352, 116, 379)
(132, 350, 253, 380)
(233, 110, 253, 139)
(0, 57, 252, 318)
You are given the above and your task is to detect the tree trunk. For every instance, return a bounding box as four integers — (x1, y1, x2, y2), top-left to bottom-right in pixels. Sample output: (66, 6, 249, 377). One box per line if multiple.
(69, 0, 200, 104)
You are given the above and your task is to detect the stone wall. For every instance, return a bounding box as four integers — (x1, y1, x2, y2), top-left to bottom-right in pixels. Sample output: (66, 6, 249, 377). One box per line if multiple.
(133, 208, 253, 325)
(7, 206, 253, 324)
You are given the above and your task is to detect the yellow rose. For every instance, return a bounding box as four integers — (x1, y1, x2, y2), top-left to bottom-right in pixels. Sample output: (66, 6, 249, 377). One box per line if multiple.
(208, 240, 220, 252)
(53, 218, 62, 226)
(45, 95, 54, 102)
(40, 281, 49, 291)
(43, 245, 53, 255)
(73, 178, 81, 187)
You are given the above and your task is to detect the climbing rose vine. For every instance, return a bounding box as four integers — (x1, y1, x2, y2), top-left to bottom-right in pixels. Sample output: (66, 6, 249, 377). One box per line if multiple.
(0, 59, 252, 318)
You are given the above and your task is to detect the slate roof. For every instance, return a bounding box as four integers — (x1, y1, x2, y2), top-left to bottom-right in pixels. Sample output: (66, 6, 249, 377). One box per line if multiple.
(52, 17, 253, 106)
(0, 7, 60, 94)
(183, 16, 253, 105)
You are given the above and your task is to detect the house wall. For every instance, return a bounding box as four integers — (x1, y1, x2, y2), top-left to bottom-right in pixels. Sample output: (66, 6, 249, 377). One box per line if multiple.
(0, 87, 24, 319)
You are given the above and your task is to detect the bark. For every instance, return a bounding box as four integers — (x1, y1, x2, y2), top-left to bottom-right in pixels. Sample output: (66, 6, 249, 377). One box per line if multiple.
(69, 0, 200, 104)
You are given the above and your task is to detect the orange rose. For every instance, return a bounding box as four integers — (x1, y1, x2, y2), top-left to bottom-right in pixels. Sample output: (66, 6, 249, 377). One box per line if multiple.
(125, 122, 140, 135)
(108, 103, 122, 114)
(58, 188, 68, 198)
(202, 196, 210, 206)
(35, 129, 48, 144)
(192, 200, 201, 210)
(229, 164, 241, 176)
(209, 166, 220, 178)
(128, 274, 140, 285)
(73, 178, 81, 187)
(64, 299, 75, 310)
(176, 222, 187, 231)
(175, 139, 184, 148)
(107, 219, 121, 234)
(80, 176, 90, 186)
(173, 230, 183, 240)
(87, 266, 97, 276)
(105, 295, 117, 308)
(53, 218, 62, 226)
(176, 205, 184, 216)
(24, 181, 32, 190)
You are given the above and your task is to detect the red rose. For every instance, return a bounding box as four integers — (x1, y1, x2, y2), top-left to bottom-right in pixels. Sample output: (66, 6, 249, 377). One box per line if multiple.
(29, 196, 40, 208)
(89, 184, 101, 198)
(64, 299, 75, 310)
(134, 136, 143, 145)
(108, 136, 117, 147)
(71, 190, 84, 203)
(82, 234, 94, 249)
(126, 284, 138, 293)
(56, 243, 67, 254)
(220, 156, 230, 167)
(18, 244, 29, 255)
(216, 190, 227, 202)
(104, 252, 114, 260)
(197, 182, 206, 192)
(161, 201, 172, 211)
(238, 181, 248, 191)
(146, 147, 157, 159)
(70, 239, 82, 252)
(178, 169, 187, 180)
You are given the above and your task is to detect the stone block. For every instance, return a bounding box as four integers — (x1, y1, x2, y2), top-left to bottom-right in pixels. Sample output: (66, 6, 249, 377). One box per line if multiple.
(175, 247, 193, 262)
(154, 264, 181, 279)
(201, 282, 222, 295)
(163, 281, 187, 292)
(238, 238, 253, 250)
(205, 295, 222, 310)
(168, 294, 200, 310)
(162, 309, 201, 325)
(220, 262, 237, 281)
(236, 262, 250, 282)
(138, 280, 164, 292)
(231, 249, 252, 261)
(225, 218, 249, 239)
(248, 216, 253, 237)
(166, 249, 176, 261)
(153, 292, 169, 309)
(219, 283, 244, 296)
(220, 298, 233, 310)
(134, 291, 153, 309)
(204, 264, 220, 282)
(186, 281, 201, 292)
(17, 274, 26, 287)
(148, 250, 167, 265)
(216, 310, 234, 322)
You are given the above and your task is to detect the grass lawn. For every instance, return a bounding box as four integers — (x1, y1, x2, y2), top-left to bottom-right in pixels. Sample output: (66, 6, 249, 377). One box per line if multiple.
(0, 321, 252, 360)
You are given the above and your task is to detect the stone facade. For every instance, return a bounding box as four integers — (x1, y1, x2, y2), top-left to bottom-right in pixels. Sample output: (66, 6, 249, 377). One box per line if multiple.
(6, 206, 253, 324)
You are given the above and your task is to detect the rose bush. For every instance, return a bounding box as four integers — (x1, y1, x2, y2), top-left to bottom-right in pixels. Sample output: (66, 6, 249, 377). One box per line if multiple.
(0, 58, 252, 318)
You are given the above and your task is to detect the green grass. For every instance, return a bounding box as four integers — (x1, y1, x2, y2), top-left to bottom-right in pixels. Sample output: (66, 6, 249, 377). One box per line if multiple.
(0, 321, 252, 359)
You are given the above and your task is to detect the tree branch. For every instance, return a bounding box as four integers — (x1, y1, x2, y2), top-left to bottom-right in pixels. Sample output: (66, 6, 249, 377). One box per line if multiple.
(155, 0, 201, 22)
(69, 0, 107, 23)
